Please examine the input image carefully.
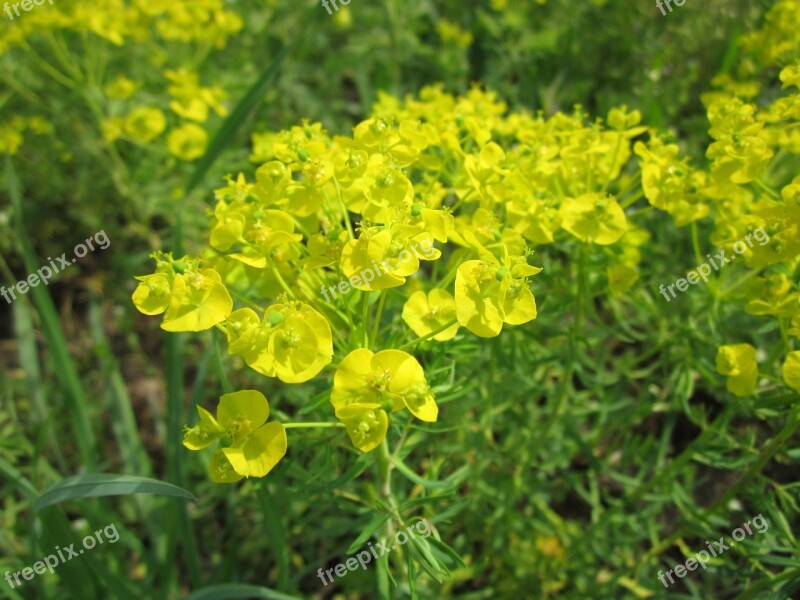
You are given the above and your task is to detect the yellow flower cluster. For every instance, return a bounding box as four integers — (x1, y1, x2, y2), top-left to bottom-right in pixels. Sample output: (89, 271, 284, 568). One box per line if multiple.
(0, 0, 242, 53)
(0, 1, 237, 161)
(135, 53, 800, 479)
(704, 0, 800, 397)
(101, 69, 225, 158)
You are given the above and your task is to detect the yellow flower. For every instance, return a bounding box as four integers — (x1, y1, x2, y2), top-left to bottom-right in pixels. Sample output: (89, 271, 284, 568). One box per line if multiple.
(183, 390, 288, 483)
(402, 289, 459, 341)
(170, 98, 209, 123)
(333, 6, 353, 28)
(789, 312, 800, 338)
(331, 349, 438, 437)
(343, 158, 414, 222)
(560, 193, 627, 245)
(104, 76, 138, 99)
(436, 19, 473, 49)
(507, 194, 562, 245)
(101, 118, 125, 143)
(780, 63, 800, 89)
(336, 405, 388, 453)
(783, 351, 800, 393)
(132, 272, 173, 315)
(132, 255, 233, 332)
(340, 229, 429, 291)
(716, 344, 758, 397)
(607, 264, 639, 297)
(167, 123, 208, 161)
(225, 303, 333, 384)
(123, 107, 166, 143)
(0, 125, 24, 155)
(454, 254, 541, 338)
(162, 269, 233, 332)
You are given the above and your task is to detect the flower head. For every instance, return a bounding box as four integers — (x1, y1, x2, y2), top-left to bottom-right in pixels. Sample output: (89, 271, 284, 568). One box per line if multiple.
(183, 390, 287, 483)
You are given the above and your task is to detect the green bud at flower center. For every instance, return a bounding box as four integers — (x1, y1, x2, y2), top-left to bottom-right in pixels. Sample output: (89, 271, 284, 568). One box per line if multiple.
(267, 311, 285, 326)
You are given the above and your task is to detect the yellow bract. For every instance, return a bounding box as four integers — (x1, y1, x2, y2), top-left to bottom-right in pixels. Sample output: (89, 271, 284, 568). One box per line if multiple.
(560, 193, 627, 245)
(330, 349, 438, 452)
(167, 123, 208, 161)
(716, 344, 759, 397)
(132, 255, 232, 332)
(225, 303, 333, 384)
(183, 390, 287, 483)
(132, 272, 173, 316)
(402, 290, 459, 341)
(454, 255, 541, 338)
(161, 270, 233, 332)
(123, 107, 166, 143)
(783, 351, 800, 393)
(336, 405, 389, 453)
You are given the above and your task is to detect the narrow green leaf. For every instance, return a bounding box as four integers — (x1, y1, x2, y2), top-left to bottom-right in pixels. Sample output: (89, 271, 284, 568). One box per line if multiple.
(0, 458, 129, 598)
(183, 40, 295, 199)
(35, 474, 196, 511)
(88, 298, 152, 477)
(258, 483, 291, 592)
(11, 299, 47, 423)
(398, 493, 455, 511)
(425, 536, 467, 569)
(5, 156, 97, 469)
(346, 514, 390, 554)
(390, 455, 456, 489)
(304, 453, 371, 493)
(298, 389, 333, 416)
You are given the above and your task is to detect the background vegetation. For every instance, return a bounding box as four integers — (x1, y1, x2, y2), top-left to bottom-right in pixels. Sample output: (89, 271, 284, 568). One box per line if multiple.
(1, 0, 798, 599)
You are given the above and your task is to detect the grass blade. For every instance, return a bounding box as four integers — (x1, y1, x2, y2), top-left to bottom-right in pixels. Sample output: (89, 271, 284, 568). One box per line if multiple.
(5, 156, 97, 469)
(183, 39, 296, 199)
(35, 474, 196, 511)
(88, 297, 152, 477)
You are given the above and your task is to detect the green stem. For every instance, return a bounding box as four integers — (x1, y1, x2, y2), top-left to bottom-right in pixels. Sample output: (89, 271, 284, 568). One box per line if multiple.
(362, 292, 371, 348)
(371, 290, 388, 348)
(283, 422, 345, 429)
(397, 318, 459, 351)
(334, 177, 355, 240)
(619, 187, 645, 210)
(530, 242, 587, 461)
(753, 178, 779, 200)
(690, 221, 703, 267)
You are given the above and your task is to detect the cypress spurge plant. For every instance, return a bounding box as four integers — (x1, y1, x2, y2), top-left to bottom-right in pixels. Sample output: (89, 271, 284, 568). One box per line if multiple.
(133, 59, 800, 588)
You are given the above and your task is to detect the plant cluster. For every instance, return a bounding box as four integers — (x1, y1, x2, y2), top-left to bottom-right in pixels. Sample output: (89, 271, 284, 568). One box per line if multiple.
(134, 43, 800, 481)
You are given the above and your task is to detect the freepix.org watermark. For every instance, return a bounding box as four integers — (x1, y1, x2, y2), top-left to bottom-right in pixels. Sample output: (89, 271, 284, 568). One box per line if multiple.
(658, 227, 769, 302)
(656, 0, 687, 16)
(657, 514, 769, 589)
(1, 229, 110, 305)
(4, 0, 54, 21)
(320, 0, 352, 15)
(320, 238, 435, 302)
(4, 523, 119, 590)
(317, 519, 433, 586)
